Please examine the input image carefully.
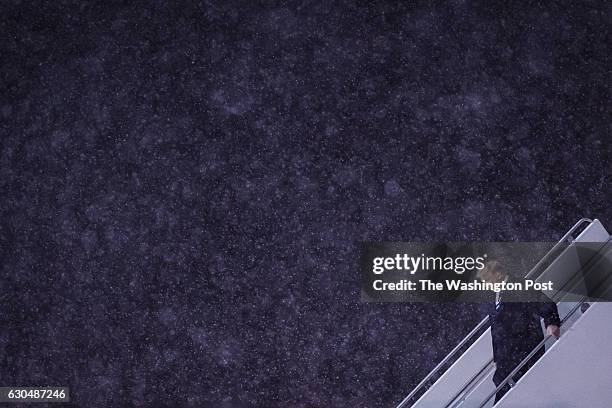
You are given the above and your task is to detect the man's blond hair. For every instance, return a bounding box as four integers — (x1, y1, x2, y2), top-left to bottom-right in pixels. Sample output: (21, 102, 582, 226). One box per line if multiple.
(477, 260, 505, 280)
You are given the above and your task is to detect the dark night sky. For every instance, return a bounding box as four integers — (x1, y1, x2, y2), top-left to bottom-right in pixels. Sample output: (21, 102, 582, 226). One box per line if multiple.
(1, 1, 610, 407)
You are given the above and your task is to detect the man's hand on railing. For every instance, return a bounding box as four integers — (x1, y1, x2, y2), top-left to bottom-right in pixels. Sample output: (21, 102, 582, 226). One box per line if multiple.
(546, 324, 560, 339)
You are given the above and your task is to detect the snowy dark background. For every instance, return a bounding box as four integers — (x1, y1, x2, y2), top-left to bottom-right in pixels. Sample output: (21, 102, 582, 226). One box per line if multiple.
(1, 1, 610, 407)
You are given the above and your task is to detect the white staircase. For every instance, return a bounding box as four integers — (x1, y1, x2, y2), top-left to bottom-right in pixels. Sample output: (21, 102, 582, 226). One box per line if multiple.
(397, 219, 612, 408)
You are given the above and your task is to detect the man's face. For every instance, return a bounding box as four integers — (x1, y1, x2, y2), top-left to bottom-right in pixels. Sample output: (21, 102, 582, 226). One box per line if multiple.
(479, 268, 505, 284)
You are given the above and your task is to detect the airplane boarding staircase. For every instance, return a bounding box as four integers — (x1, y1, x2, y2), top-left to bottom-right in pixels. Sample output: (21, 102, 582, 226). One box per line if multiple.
(396, 218, 612, 408)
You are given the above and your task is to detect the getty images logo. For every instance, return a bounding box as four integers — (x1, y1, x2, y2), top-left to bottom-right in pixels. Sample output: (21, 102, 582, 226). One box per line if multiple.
(372, 253, 487, 275)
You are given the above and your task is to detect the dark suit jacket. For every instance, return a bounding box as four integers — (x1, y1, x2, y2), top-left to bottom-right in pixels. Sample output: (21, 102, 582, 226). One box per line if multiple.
(483, 284, 560, 384)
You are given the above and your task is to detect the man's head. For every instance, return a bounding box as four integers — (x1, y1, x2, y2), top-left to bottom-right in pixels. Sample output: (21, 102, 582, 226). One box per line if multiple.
(477, 260, 508, 284)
